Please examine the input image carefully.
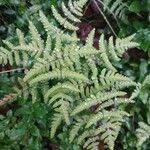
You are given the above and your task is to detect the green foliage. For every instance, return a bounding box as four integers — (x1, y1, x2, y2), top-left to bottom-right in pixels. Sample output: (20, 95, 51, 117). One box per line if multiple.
(136, 122, 150, 148)
(0, 100, 52, 150)
(118, 0, 150, 54)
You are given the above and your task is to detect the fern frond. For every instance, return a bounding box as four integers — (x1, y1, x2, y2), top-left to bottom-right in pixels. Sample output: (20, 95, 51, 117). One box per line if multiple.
(23, 58, 49, 82)
(143, 74, 150, 86)
(83, 136, 99, 150)
(68, 0, 82, 16)
(52, 5, 78, 31)
(85, 29, 96, 48)
(115, 34, 139, 56)
(29, 21, 44, 51)
(97, 117, 123, 150)
(102, 0, 127, 22)
(50, 113, 62, 138)
(0, 47, 13, 65)
(16, 28, 25, 45)
(99, 68, 137, 89)
(62, 2, 81, 22)
(129, 83, 141, 100)
(29, 69, 88, 85)
(50, 93, 73, 105)
(60, 98, 70, 125)
(78, 129, 95, 145)
(99, 34, 139, 71)
(45, 82, 79, 102)
(39, 10, 78, 42)
(86, 110, 129, 128)
(136, 122, 150, 147)
(71, 91, 126, 116)
(52, 0, 88, 31)
(99, 34, 116, 71)
(69, 120, 84, 143)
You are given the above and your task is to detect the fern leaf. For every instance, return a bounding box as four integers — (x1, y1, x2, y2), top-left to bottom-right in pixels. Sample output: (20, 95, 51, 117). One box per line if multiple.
(84, 136, 99, 150)
(23, 58, 49, 82)
(29, 69, 88, 85)
(115, 34, 139, 56)
(62, 2, 81, 22)
(129, 83, 141, 100)
(45, 82, 79, 101)
(50, 113, 62, 138)
(69, 121, 83, 143)
(85, 29, 95, 47)
(71, 91, 126, 116)
(86, 110, 129, 128)
(108, 36, 120, 61)
(98, 118, 122, 150)
(16, 28, 25, 45)
(68, 0, 82, 16)
(99, 34, 116, 71)
(99, 68, 137, 88)
(52, 5, 78, 31)
(29, 21, 44, 51)
(78, 129, 95, 145)
(136, 122, 150, 147)
(0, 47, 13, 65)
(49, 93, 73, 105)
(143, 74, 150, 86)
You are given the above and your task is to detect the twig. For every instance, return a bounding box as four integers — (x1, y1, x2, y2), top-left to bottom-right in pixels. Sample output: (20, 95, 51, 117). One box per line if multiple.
(0, 68, 25, 74)
(92, 0, 117, 37)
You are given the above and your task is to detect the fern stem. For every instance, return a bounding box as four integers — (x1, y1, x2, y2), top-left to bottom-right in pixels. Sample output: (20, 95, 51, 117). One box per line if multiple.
(92, 0, 117, 37)
(97, 0, 120, 27)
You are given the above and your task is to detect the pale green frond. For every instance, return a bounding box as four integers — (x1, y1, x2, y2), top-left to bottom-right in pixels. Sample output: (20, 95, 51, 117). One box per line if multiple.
(97, 118, 123, 150)
(71, 91, 126, 116)
(115, 34, 139, 56)
(99, 68, 137, 88)
(129, 83, 141, 100)
(45, 82, 79, 101)
(29, 69, 88, 85)
(68, 0, 82, 16)
(49, 93, 73, 104)
(14, 51, 21, 65)
(16, 28, 25, 45)
(23, 58, 50, 82)
(83, 136, 99, 150)
(136, 122, 150, 147)
(108, 36, 120, 61)
(69, 121, 83, 143)
(50, 113, 62, 138)
(29, 21, 44, 50)
(51, 5, 78, 31)
(98, 34, 139, 70)
(0, 47, 13, 65)
(78, 129, 95, 145)
(60, 98, 70, 125)
(62, 2, 81, 22)
(99, 34, 116, 71)
(45, 34, 52, 52)
(39, 10, 78, 42)
(143, 74, 150, 86)
(85, 29, 95, 47)
(86, 110, 129, 128)
(39, 10, 61, 34)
